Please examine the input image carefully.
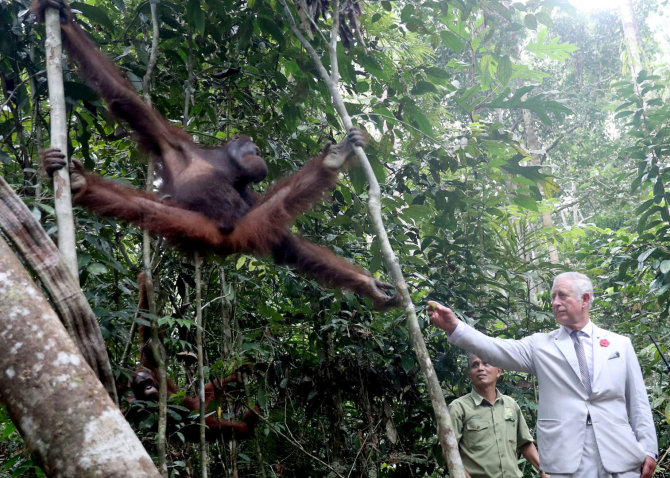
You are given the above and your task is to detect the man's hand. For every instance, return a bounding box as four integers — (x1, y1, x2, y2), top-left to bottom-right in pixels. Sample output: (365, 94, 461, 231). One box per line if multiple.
(640, 455, 655, 478)
(540, 472, 551, 478)
(426, 301, 459, 334)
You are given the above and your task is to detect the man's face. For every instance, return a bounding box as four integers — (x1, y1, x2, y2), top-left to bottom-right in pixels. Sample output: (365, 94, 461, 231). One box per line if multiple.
(468, 355, 501, 389)
(551, 277, 589, 328)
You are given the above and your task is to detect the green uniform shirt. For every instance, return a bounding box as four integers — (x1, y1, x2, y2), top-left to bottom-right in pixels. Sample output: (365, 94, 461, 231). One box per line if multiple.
(449, 389, 534, 478)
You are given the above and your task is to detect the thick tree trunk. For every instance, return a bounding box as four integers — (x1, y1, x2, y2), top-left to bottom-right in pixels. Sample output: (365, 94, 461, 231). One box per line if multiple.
(618, 0, 643, 79)
(0, 175, 117, 401)
(0, 235, 160, 477)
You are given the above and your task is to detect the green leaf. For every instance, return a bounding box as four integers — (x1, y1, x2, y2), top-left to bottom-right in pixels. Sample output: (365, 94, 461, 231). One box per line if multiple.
(401, 355, 415, 372)
(356, 53, 385, 79)
(258, 16, 285, 48)
(186, 0, 206, 35)
(440, 30, 465, 52)
(424, 67, 449, 79)
(349, 163, 367, 194)
(400, 4, 415, 23)
(257, 388, 267, 410)
(497, 56, 513, 86)
(86, 263, 108, 276)
(405, 18, 426, 33)
(614, 110, 634, 119)
(635, 198, 655, 215)
(660, 260, 670, 274)
(411, 81, 439, 95)
(535, 10, 553, 27)
(525, 28, 577, 61)
(482, 86, 572, 125)
(511, 195, 539, 211)
(456, 84, 482, 113)
(237, 17, 254, 51)
(110, 0, 126, 12)
(411, 109, 433, 136)
(638, 247, 657, 264)
(424, 67, 454, 89)
(402, 205, 432, 221)
(524, 14, 537, 30)
(71, 2, 115, 31)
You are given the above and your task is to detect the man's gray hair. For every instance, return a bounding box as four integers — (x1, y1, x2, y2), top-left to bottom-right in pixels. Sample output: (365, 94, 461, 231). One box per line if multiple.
(553, 272, 594, 305)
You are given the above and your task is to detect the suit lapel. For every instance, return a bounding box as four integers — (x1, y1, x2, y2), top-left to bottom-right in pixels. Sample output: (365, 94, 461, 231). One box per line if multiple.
(554, 327, 582, 382)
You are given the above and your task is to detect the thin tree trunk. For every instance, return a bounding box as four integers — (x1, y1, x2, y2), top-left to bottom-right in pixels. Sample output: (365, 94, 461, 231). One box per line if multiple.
(279, 2, 465, 475)
(220, 267, 239, 478)
(141, 4, 169, 474)
(143, 228, 168, 477)
(44, 8, 78, 282)
(183, 35, 195, 128)
(522, 108, 559, 265)
(220, 267, 233, 360)
(0, 235, 160, 477)
(177, 34, 209, 475)
(618, 0, 643, 80)
(29, 44, 44, 201)
(325, 333, 346, 467)
(142, 0, 160, 96)
(357, 370, 379, 478)
(195, 255, 209, 478)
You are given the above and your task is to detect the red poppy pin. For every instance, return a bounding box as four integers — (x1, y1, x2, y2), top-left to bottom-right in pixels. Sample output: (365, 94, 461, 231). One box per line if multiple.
(600, 339, 610, 347)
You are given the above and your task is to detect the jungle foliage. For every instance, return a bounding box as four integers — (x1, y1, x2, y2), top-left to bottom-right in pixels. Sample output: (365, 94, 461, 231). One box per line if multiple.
(1, 0, 670, 476)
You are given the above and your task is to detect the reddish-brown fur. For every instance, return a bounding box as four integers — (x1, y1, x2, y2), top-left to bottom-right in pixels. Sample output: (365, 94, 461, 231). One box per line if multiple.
(34, 0, 399, 311)
(130, 273, 260, 442)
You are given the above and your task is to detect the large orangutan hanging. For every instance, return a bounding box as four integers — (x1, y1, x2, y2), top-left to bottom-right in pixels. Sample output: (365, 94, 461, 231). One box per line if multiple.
(35, 0, 399, 310)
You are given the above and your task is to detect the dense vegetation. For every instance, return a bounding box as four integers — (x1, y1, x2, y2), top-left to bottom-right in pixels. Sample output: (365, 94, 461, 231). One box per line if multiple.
(1, 0, 670, 476)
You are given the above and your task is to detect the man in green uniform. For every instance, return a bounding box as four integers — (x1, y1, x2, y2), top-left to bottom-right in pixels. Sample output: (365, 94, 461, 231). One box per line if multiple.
(449, 353, 550, 478)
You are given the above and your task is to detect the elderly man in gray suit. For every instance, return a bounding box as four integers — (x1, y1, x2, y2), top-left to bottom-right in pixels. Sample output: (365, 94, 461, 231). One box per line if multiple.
(427, 272, 657, 477)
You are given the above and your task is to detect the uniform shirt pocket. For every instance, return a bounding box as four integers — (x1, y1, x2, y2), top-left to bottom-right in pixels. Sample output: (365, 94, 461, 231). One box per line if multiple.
(463, 420, 494, 451)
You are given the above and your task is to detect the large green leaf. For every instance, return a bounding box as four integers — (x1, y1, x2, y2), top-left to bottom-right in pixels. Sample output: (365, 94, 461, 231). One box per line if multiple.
(482, 86, 572, 125)
(411, 81, 439, 95)
(526, 27, 578, 61)
(71, 2, 115, 31)
(440, 30, 465, 52)
(186, 0, 206, 35)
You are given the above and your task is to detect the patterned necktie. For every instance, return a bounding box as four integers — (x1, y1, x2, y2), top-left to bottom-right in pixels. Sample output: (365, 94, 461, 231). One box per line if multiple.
(571, 330, 592, 395)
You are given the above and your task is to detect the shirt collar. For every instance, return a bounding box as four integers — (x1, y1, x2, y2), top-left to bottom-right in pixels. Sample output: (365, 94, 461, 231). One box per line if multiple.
(469, 388, 502, 406)
(563, 320, 593, 338)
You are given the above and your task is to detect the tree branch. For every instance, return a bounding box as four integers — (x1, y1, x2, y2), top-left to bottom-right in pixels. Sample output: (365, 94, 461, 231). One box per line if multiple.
(44, 8, 78, 282)
(279, 2, 465, 474)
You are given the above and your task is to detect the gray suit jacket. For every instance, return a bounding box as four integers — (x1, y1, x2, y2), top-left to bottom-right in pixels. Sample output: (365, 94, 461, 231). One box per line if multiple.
(449, 322, 657, 474)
